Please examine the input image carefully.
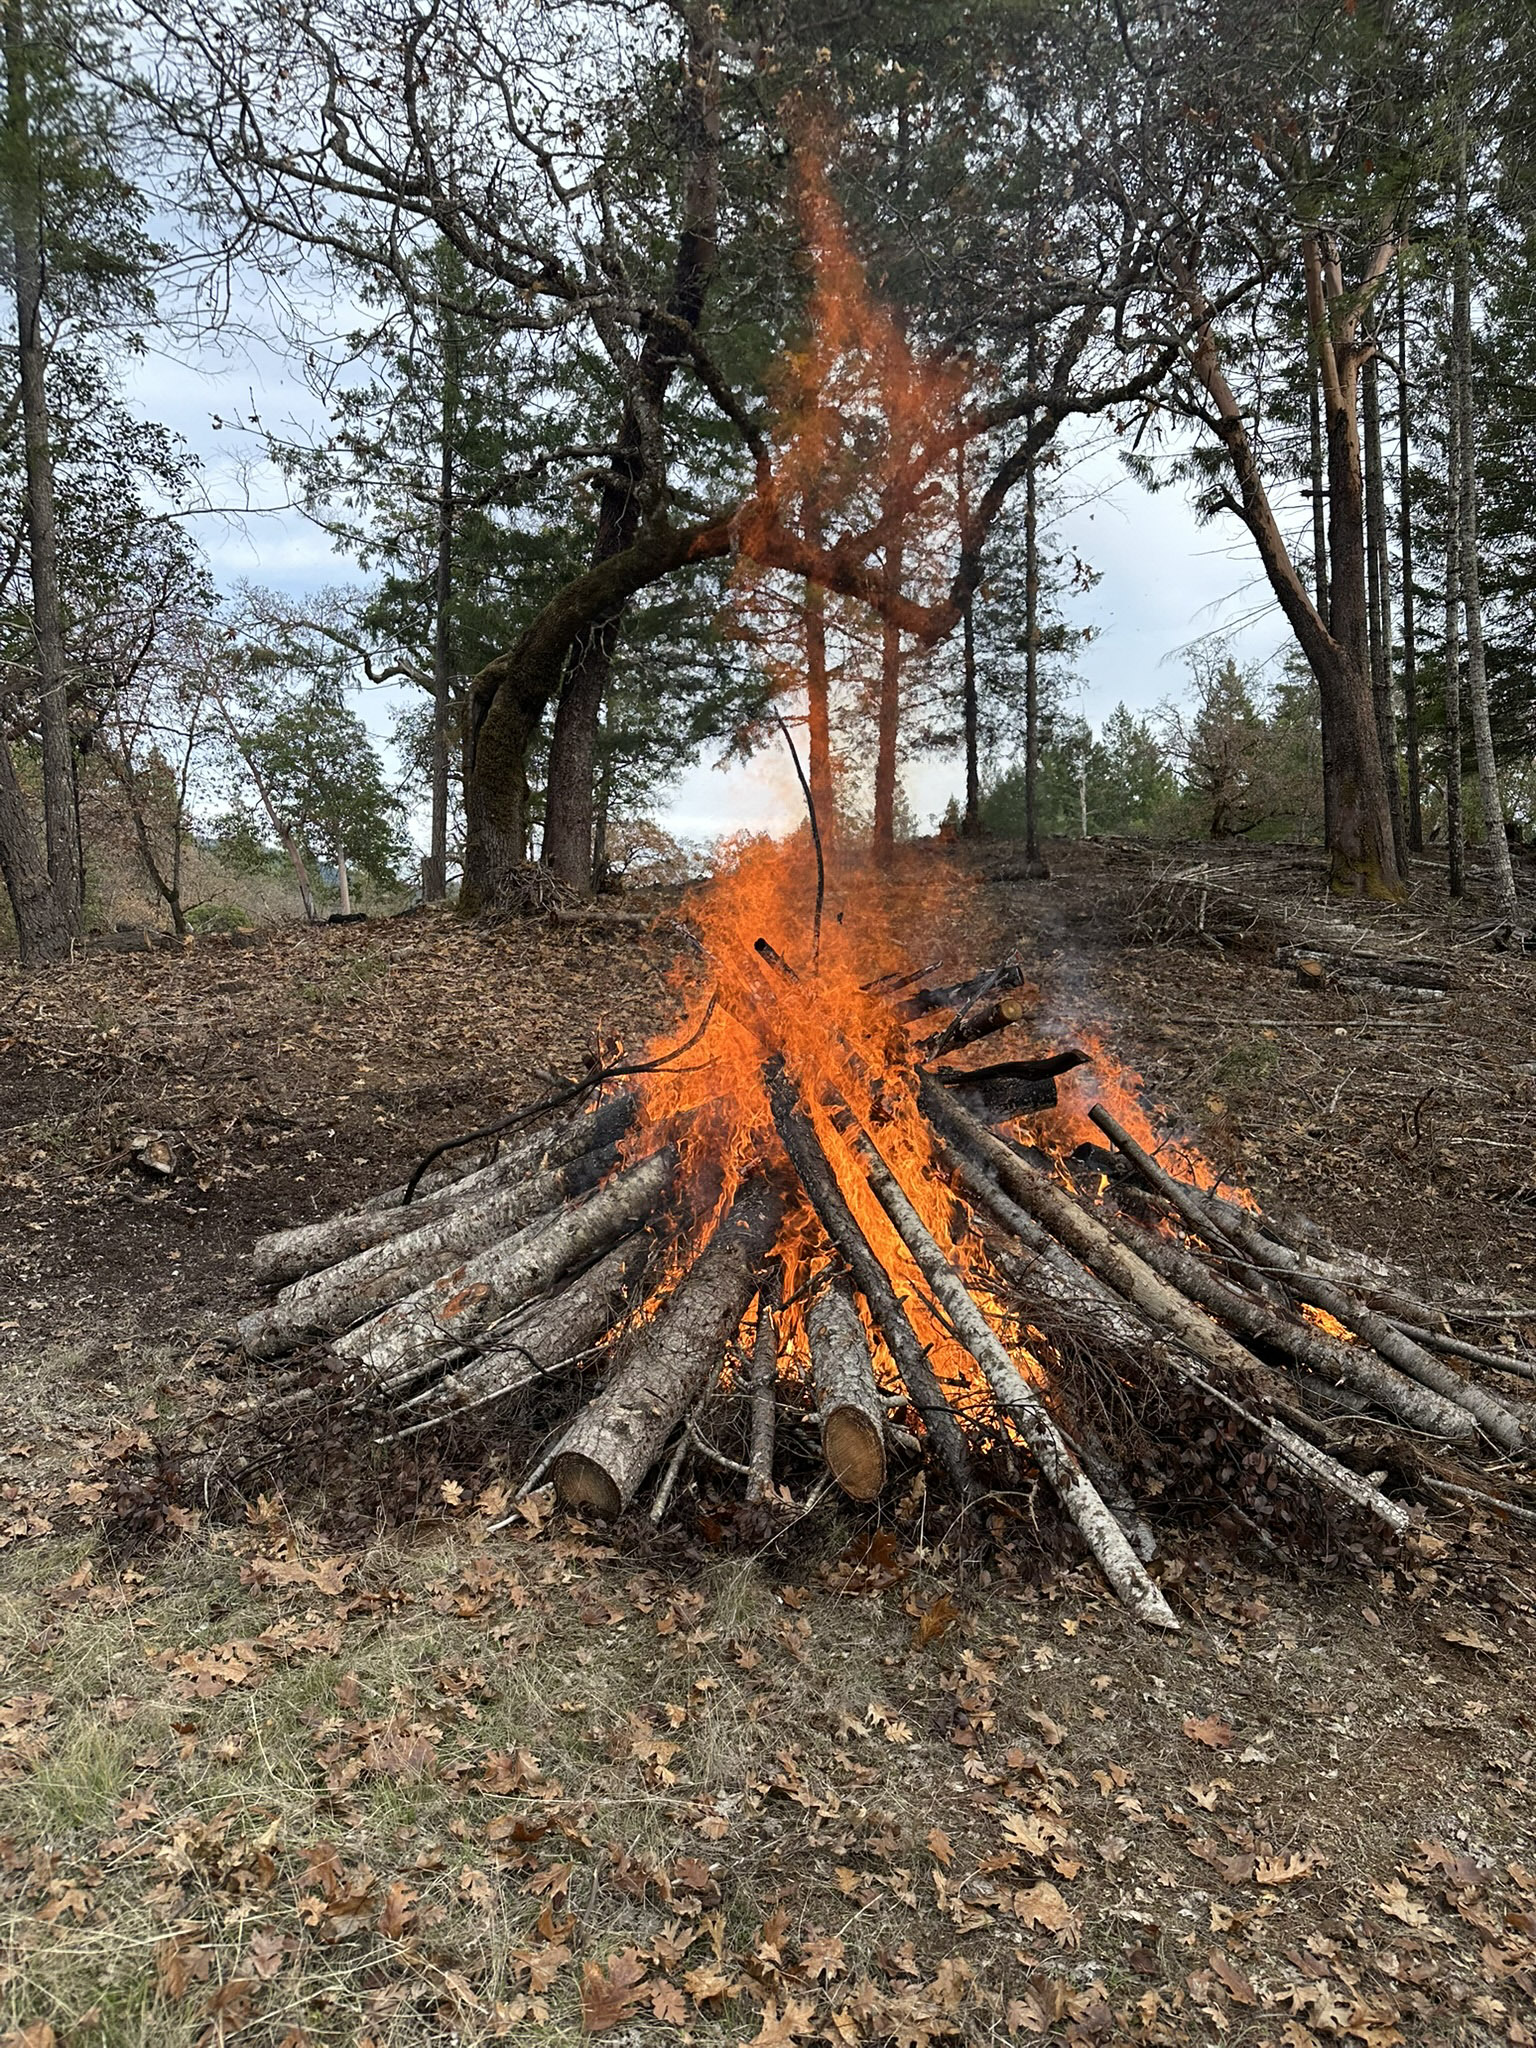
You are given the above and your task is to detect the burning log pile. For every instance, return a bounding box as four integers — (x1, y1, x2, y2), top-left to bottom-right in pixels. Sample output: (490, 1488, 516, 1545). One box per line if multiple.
(228, 845, 1536, 1629)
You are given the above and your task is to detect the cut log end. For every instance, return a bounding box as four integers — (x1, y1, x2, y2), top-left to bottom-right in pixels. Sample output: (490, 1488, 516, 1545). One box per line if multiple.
(549, 1451, 624, 1520)
(821, 1406, 887, 1501)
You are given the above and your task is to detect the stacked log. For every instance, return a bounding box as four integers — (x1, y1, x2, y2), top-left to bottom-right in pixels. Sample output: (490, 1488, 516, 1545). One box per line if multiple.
(223, 949, 1536, 1629)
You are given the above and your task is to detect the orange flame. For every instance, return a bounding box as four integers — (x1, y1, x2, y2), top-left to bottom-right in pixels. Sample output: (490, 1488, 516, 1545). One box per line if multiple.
(628, 836, 1038, 1418)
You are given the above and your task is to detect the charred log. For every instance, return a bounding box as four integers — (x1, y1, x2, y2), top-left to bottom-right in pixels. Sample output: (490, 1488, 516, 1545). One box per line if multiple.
(764, 1058, 974, 1498)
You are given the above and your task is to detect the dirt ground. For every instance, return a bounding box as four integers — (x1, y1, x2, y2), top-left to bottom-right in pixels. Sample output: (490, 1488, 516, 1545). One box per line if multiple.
(0, 840, 1533, 2048)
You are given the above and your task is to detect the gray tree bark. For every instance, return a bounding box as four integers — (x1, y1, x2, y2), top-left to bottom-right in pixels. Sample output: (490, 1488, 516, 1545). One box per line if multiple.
(809, 1274, 887, 1501)
(552, 1175, 783, 1517)
(1453, 130, 1518, 915)
(332, 1145, 676, 1386)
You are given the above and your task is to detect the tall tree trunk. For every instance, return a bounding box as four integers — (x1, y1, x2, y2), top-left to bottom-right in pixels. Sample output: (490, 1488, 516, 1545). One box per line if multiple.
(1363, 353, 1406, 874)
(1308, 366, 1330, 626)
(957, 447, 980, 837)
(592, 702, 613, 888)
(872, 540, 903, 870)
(1453, 135, 1517, 915)
(336, 846, 351, 915)
(1443, 333, 1464, 900)
(803, 489, 834, 849)
(1397, 268, 1423, 854)
(1306, 239, 1402, 898)
(1309, 362, 1335, 852)
(425, 371, 454, 903)
(0, 0, 81, 966)
(537, 5, 720, 898)
(1023, 429, 1045, 874)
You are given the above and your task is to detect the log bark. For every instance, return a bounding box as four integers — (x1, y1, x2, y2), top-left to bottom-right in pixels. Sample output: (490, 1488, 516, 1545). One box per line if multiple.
(257, 1093, 637, 1286)
(747, 1270, 781, 1501)
(1108, 1213, 1477, 1441)
(551, 1176, 784, 1518)
(844, 1116, 1178, 1630)
(929, 1052, 1085, 1124)
(896, 963, 1025, 1019)
(378, 1233, 656, 1441)
(332, 1145, 677, 1386)
(918, 993, 1035, 1057)
(1087, 1105, 1526, 1456)
(808, 1274, 887, 1502)
(764, 1059, 974, 1498)
(944, 1136, 1411, 1536)
(241, 1140, 622, 1357)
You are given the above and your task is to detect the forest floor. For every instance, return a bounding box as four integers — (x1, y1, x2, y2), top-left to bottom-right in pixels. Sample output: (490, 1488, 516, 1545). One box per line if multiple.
(0, 838, 1534, 2048)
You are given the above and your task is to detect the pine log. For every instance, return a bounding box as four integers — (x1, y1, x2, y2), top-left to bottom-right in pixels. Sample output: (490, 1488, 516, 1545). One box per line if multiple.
(1108, 1213, 1479, 1441)
(843, 1117, 1178, 1630)
(240, 1138, 623, 1357)
(551, 1176, 785, 1518)
(378, 1233, 658, 1441)
(255, 1093, 638, 1286)
(1386, 1319, 1536, 1386)
(808, 1274, 888, 1502)
(922, 1085, 1413, 1534)
(1087, 1106, 1527, 1455)
(918, 992, 1034, 1057)
(928, 1054, 1080, 1125)
(764, 1059, 974, 1498)
(747, 1272, 781, 1501)
(331, 1145, 677, 1387)
(895, 963, 1025, 1019)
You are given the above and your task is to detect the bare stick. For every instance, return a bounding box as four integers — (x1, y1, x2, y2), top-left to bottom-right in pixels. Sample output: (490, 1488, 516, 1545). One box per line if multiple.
(1089, 1105, 1526, 1456)
(747, 1271, 782, 1502)
(764, 1059, 974, 1498)
(842, 1118, 1179, 1631)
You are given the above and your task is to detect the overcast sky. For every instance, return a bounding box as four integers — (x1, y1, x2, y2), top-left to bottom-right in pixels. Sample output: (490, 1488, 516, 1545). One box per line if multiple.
(130, 313, 1295, 850)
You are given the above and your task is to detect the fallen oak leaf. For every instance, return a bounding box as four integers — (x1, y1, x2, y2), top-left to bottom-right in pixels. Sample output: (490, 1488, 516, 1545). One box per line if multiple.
(579, 1949, 649, 2034)
(1372, 1879, 1430, 1927)
(651, 1981, 688, 2024)
(1182, 1713, 1234, 1749)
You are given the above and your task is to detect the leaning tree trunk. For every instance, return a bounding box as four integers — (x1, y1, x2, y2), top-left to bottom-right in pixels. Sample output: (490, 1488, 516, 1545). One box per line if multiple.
(1452, 133, 1518, 917)
(552, 1175, 784, 1517)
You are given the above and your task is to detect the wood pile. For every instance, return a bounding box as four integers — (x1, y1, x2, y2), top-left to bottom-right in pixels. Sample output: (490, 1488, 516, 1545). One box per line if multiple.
(228, 915, 1536, 1631)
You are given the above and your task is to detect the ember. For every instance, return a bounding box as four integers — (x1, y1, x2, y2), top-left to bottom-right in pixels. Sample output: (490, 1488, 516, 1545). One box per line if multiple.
(232, 840, 1535, 1627)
